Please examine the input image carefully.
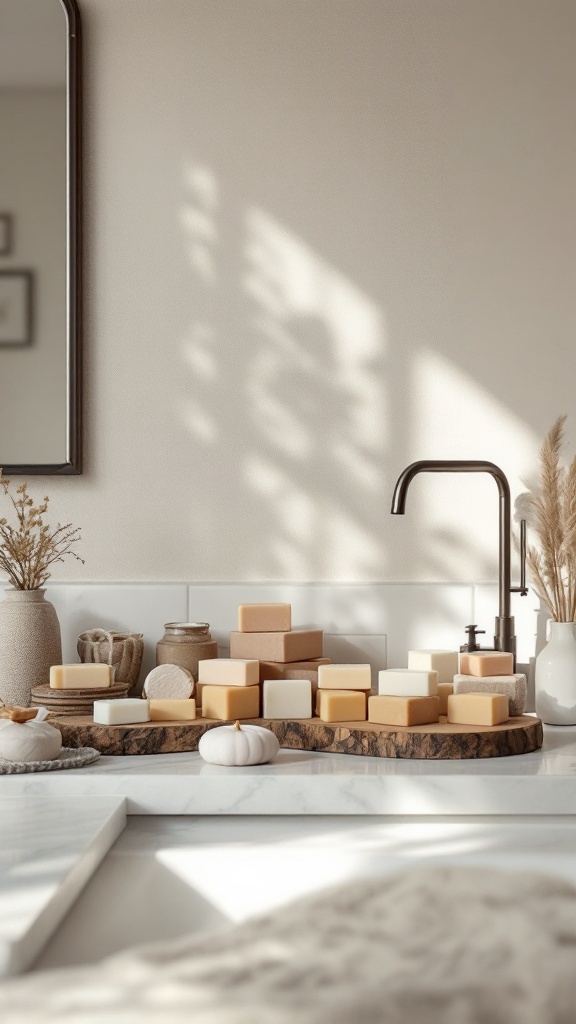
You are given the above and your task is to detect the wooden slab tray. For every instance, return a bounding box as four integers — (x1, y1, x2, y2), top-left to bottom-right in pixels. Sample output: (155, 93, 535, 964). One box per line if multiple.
(51, 714, 543, 760)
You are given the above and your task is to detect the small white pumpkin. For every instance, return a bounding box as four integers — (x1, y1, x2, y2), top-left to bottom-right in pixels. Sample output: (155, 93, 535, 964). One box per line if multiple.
(198, 720, 279, 766)
(0, 707, 62, 762)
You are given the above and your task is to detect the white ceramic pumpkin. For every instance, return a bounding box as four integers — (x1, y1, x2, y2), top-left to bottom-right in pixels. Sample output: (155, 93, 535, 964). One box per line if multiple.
(0, 713, 62, 762)
(198, 721, 279, 766)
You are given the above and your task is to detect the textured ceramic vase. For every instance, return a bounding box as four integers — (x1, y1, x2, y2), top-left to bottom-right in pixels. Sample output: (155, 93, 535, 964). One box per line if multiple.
(535, 621, 576, 725)
(0, 589, 62, 708)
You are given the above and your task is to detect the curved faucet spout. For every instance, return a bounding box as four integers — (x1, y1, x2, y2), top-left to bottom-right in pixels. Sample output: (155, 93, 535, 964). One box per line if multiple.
(390, 460, 514, 656)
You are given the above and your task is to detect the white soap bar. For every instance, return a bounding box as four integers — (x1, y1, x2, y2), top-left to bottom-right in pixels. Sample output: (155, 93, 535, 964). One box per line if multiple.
(93, 699, 150, 725)
(317, 664, 371, 691)
(407, 650, 458, 684)
(197, 659, 260, 686)
(453, 673, 527, 716)
(262, 679, 312, 719)
(378, 669, 439, 697)
(143, 664, 193, 699)
(50, 664, 113, 689)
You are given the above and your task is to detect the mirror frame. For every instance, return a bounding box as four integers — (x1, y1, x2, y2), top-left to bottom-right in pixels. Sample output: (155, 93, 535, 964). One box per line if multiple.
(3, 0, 82, 475)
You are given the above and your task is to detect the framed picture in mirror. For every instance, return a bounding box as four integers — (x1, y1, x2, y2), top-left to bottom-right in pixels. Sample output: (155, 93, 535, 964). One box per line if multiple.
(0, 271, 33, 346)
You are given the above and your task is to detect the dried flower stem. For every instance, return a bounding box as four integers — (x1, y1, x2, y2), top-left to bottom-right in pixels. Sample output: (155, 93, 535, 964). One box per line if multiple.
(0, 473, 84, 590)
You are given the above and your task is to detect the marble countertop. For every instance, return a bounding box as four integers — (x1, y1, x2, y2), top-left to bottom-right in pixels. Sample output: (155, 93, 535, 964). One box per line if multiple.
(2, 721, 576, 816)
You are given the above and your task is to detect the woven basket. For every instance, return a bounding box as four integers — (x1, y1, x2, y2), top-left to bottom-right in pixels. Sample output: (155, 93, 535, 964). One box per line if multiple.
(77, 629, 144, 693)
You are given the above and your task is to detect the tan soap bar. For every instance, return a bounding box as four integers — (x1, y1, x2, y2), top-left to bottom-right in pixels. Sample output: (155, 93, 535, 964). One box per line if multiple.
(258, 658, 331, 682)
(149, 699, 196, 721)
(459, 651, 514, 676)
(238, 603, 291, 633)
(230, 629, 323, 663)
(315, 689, 366, 722)
(318, 664, 371, 691)
(453, 673, 527, 716)
(447, 692, 509, 726)
(368, 695, 440, 727)
(198, 659, 259, 686)
(437, 682, 453, 716)
(143, 664, 194, 699)
(201, 684, 260, 721)
(50, 664, 113, 689)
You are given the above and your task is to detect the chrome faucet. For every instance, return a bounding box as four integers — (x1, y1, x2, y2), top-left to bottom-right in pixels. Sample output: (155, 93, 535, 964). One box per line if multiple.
(390, 460, 528, 665)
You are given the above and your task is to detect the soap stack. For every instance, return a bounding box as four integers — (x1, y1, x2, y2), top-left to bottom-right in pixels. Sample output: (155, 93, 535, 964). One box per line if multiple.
(93, 664, 198, 725)
(370, 650, 459, 727)
(31, 664, 129, 716)
(452, 651, 527, 723)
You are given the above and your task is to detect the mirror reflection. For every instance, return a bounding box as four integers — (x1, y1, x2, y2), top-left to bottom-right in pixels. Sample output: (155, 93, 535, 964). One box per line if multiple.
(0, 0, 80, 472)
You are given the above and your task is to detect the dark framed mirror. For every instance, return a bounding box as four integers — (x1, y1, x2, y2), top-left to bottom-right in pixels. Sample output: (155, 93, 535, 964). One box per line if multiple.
(0, 0, 81, 474)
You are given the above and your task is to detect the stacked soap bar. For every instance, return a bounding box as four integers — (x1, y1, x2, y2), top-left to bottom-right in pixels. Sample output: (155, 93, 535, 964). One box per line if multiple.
(371, 668, 441, 726)
(408, 649, 459, 715)
(453, 650, 526, 718)
(231, 603, 323, 663)
(198, 658, 261, 720)
(314, 664, 371, 722)
(50, 664, 114, 688)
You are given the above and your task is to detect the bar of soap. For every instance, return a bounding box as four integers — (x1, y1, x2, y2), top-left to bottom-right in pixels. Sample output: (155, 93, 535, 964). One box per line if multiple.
(407, 650, 458, 684)
(201, 684, 260, 721)
(143, 664, 193, 699)
(258, 658, 331, 682)
(318, 664, 371, 691)
(262, 679, 312, 719)
(50, 664, 113, 689)
(315, 689, 366, 722)
(438, 682, 454, 716)
(229, 629, 323, 663)
(238, 603, 291, 632)
(447, 692, 509, 726)
(453, 673, 527, 716)
(149, 699, 196, 721)
(197, 658, 259, 686)
(378, 669, 438, 697)
(93, 699, 150, 724)
(368, 695, 440, 727)
(459, 651, 514, 676)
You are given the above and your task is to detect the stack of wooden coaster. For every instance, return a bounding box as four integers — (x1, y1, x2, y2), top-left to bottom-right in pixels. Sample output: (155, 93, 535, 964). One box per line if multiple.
(30, 682, 130, 717)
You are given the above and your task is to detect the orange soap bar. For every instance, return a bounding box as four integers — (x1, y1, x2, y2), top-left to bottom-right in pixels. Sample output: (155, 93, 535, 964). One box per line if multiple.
(438, 682, 453, 716)
(447, 692, 509, 726)
(149, 699, 197, 721)
(368, 695, 440, 727)
(315, 689, 366, 722)
(230, 630, 323, 664)
(459, 651, 514, 676)
(258, 658, 331, 682)
(201, 684, 260, 721)
(238, 603, 291, 632)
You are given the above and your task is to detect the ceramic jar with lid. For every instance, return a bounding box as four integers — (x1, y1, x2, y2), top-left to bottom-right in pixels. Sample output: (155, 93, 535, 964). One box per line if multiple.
(156, 622, 218, 680)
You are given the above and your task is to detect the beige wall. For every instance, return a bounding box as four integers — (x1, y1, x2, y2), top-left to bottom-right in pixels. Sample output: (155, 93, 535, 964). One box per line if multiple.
(15, 0, 576, 583)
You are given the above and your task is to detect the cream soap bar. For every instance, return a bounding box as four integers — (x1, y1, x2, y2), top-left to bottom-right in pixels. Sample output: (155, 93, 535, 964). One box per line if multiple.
(238, 603, 291, 633)
(368, 695, 439, 727)
(201, 684, 260, 721)
(93, 699, 150, 725)
(453, 673, 526, 716)
(438, 682, 453, 716)
(378, 669, 438, 697)
(318, 664, 371, 691)
(229, 629, 323, 663)
(262, 679, 312, 719)
(447, 692, 509, 726)
(459, 651, 514, 676)
(149, 699, 196, 721)
(316, 689, 366, 722)
(50, 664, 113, 689)
(143, 664, 193, 699)
(407, 650, 458, 684)
(197, 659, 259, 686)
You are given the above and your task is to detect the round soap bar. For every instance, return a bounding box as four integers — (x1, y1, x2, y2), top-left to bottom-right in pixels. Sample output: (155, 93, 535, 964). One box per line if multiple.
(143, 664, 194, 699)
(0, 719, 62, 762)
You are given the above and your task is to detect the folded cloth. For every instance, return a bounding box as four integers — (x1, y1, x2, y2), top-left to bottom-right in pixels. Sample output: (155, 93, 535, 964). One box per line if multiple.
(2, 865, 576, 1024)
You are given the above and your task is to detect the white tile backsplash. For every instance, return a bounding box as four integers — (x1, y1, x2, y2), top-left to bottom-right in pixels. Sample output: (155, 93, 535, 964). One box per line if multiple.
(0, 581, 543, 701)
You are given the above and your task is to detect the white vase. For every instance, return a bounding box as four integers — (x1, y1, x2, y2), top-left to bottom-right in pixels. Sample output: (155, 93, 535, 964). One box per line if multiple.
(0, 589, 62, 708)
(535, 620, 576, 725)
